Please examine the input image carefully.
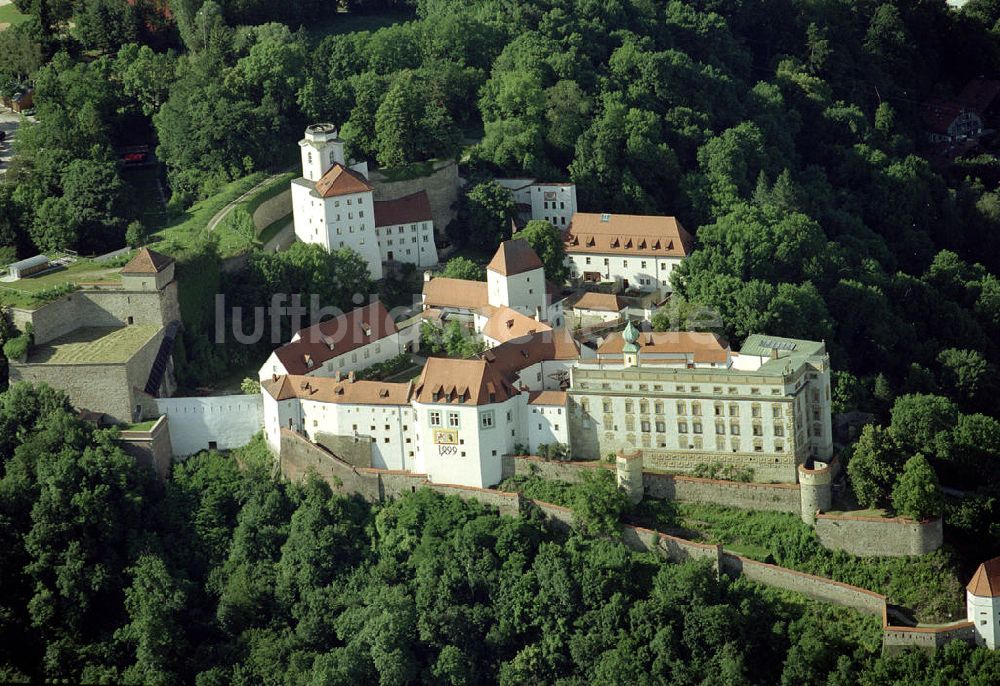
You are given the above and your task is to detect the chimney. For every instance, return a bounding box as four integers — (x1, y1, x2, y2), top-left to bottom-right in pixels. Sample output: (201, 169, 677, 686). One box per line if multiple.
(423, 270, 433, 282)
(348, 371, 355, 383)
(535, 305, 542, 321)
(771, 347, 779, 360)
(271, 373, 278, 382)
(335, 371, 341, 382)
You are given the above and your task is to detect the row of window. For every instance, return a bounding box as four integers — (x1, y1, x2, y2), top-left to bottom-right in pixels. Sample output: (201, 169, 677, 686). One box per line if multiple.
(577, 382, 785, 396)
(375, 223, 431, 236)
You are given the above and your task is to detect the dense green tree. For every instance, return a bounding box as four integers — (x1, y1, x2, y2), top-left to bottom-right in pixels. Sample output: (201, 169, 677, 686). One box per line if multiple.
(847, 424, 904, 509)
(517, 221, 568, 284)
(891, 454, 943, 521)
(73, 0, 139, 53)
(889, 394, 959, 461)
(449, 180, 516, 251)
(440, 256, 485, 281)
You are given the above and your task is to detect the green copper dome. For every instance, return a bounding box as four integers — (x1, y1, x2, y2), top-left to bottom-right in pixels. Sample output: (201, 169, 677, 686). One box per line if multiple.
(622, 321, 640, 354)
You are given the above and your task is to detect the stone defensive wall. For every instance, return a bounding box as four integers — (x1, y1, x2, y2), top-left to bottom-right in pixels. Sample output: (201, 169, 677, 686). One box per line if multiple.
(369, 159, 459, 234)
(276, 432, 972, 654)
(156, 394, 263, 457)
(8, 284, 178, 345)
(643, 471, 802, 514)
(815, 513, 944, 558)
(881, 607, 975, 655)
(118, 415, 173, 480)
(252, 188, 292, 233)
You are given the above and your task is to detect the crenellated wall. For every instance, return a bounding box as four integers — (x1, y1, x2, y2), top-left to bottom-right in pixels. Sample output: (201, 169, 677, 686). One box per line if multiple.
(274, 430, 972, 654)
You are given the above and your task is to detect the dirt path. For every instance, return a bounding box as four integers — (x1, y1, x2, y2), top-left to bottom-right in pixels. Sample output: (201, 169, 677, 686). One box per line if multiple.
(205, 172, 286, 234)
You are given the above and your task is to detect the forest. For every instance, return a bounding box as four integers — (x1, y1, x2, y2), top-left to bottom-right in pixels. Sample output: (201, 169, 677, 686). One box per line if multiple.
(3, 382, 1000, 684)
(3, 0, 1000, 680)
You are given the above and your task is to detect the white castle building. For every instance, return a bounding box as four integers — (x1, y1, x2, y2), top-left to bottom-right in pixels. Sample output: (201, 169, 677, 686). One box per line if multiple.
(563, 212, 693, 292)
(291, 124, 439, 279)
(263, 315, 830, 488)
(422, 238, 567, 332)
(496, 178, 578, 228)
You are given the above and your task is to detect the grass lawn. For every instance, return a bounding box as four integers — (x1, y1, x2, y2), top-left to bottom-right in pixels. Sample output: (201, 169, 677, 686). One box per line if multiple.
(28, 325, 160, 364)
(151, 173, 266, 256)
(0, 259, 122, 309)
(257, 212, 293, 246)
(305, 8, 415, 41)
(244, 171, 296, 217)
(0, 3, 30, 28)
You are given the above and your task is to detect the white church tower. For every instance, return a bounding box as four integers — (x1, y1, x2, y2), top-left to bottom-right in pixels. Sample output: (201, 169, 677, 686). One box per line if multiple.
(968, 557, 1000, 649)
(299, 123, 345, 182)
(487, 239, 548, 319)
(291, 124, 381, 278)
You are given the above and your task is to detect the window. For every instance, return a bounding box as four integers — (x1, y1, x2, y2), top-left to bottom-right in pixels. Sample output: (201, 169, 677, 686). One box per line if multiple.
(714, 403, 723, 416)
(678, 421, 688, 433)
(752, 405, 761, 418)
(640, 400, 648, 414)
(481, 410, 495, 428)
(654, 401, 663, 414)
(448, 412, 460, 428)
(656, 421, 665, 433)
(715, 422, 725, 435)
(430, 411, 441, 426)
(641, 420, 651, 433)
(625, 400, 634, 413)
(774, 425, 784, 437)
(753, 424, 763, 437)
(773, 405, 782, 418)
(693, 421, 702, 434)
(691, 402, 701, 416)
(676, 401, 686, 415)
(731, 423, 740, 436)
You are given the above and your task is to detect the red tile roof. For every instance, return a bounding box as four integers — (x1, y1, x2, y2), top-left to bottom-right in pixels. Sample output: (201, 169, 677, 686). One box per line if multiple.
(959, 79, 1000, 115)
(262, 373, 411, 405)
(272, 301, 397, 375)
(968, 556, 1000, 597)
(482, 329, 581, 381)
(121, 247, 173, 274)
(597, 331, 729, 364)
(564, 213, 693, 257)
(412, 357, 518, 406)
(922, 99, 970, 134)
(481, 306, 551, 345)
(422, 277, 489, 310)
(487, 239, 544, 276)
(528, 390, 567, 406)
(572, 292, 627, 312)
(315, 163, 373, 198)
(374, 191, 432, 227)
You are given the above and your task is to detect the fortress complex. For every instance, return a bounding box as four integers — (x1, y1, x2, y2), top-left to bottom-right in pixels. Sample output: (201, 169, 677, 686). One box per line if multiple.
(265, 317, 830, 487)
(6, 248, 180, 424)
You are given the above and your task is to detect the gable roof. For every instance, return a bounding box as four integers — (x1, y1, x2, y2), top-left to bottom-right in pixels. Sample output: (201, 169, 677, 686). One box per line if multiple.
(422, 277, 489, 311)
(412, 357, 518, 406)
(572, 292, 627, 312)
(374, 191, 432, 227)
(528, 390, 567, 406)
(959, 79, 1000, 115)
(482, 329, 581, 381)
(922, 98, 977, 134)
(564, 213, 694, 257)
(488, 239, 544, 276)
(481, 306, 551, 345)
(121, 248, 173, 274)
(262, 373, 411, 405)
(315, 162, 373, 198)
(968, 557, 1000, 597)
(272, 301, 397, 376)
(598, 330, 730, 364)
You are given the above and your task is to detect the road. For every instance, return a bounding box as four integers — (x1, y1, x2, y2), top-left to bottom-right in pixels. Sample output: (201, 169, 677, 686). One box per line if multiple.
(206, 172, 289, 233)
